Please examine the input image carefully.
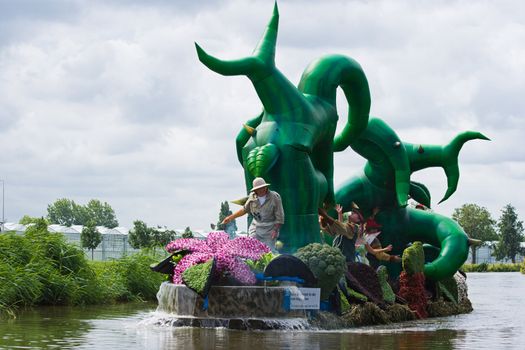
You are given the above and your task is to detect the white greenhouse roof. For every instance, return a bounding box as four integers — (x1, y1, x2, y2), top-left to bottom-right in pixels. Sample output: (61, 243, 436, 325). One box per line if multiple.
(1, 222, 204, 237)
(1, 222, 26, 232)
(48, 224, 81, 234)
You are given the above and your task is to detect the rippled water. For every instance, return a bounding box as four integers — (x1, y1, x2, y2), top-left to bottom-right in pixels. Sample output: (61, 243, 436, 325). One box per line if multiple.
(1, 272, 524, 350)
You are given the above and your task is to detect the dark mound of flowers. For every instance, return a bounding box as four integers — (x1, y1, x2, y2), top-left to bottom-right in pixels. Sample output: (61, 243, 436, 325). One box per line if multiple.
(165, 231, 270, 286)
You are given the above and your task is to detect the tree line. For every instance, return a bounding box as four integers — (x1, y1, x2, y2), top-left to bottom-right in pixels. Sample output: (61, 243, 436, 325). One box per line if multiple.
(27, 198, 524, 264)
(453, 203, 524, 263)
(127, 201, 237, 250)
(17, 199, 239, 259)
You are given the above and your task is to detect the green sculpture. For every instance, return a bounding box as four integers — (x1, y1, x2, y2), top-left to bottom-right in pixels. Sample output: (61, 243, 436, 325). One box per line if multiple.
(196, 4, 489, 281)
(197, 4, 370, 252)
(334, 118, 488, 280)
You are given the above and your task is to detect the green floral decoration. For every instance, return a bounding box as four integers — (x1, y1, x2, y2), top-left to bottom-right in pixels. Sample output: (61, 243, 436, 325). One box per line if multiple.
(377, 265, 395, 304)
(246, 252, 277, 274)
(182, 258, 216, 298)
(294, 243, 347, 300)
(402, 241, 425, 275)
(438, 276, 459, 304)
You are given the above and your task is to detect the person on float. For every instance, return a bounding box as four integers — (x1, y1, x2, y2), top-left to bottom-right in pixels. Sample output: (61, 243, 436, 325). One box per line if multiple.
(319, 204, 401, 265)
(222, 177, 284, 251)
(363, 211, 402, 269)
(318, 203, 362, 262)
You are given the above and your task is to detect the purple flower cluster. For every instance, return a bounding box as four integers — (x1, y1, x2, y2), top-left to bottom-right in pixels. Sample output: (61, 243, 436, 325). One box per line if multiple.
(166, 231, 270, 285)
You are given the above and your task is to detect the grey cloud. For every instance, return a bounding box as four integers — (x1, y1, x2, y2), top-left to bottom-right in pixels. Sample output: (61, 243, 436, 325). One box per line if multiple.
(0, 104, 19, 132)
(0, 0, 81, 21)
(93, 0, 222, 13)
(0, 0, 81, 46)
(0, 0, 524, 230)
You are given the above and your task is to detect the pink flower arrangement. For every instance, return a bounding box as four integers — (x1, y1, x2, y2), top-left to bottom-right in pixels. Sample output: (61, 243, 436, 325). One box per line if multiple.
(166, 231, 270, 285)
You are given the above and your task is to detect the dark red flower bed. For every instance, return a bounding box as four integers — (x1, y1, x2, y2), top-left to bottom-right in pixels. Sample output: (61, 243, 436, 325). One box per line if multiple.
(398, 271, 427, 318)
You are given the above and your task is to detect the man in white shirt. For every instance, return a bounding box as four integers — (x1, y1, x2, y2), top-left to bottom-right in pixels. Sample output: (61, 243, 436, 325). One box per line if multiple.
(222, 177, 285, 251)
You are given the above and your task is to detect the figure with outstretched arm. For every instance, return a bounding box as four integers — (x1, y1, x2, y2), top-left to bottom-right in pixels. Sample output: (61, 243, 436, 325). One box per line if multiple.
(318, 204, 362, 262)
(223, 177, 284, 251)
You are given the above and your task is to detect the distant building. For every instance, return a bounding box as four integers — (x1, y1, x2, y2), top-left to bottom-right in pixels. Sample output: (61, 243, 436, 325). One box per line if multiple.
(468, 241, 525, 264)
(1, 224, 245, 260)
(1, 222, 138, 260)
(173, 229, 208, 239)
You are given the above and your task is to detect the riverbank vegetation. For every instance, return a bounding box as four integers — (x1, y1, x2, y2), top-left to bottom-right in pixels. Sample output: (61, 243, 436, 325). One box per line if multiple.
(0, 222, 166, 318)
(462, 262, 521, 272)
(453, 203, 524, 264)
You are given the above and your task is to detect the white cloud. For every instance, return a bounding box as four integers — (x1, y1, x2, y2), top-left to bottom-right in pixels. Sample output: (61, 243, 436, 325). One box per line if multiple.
(0, 0, 523, 231)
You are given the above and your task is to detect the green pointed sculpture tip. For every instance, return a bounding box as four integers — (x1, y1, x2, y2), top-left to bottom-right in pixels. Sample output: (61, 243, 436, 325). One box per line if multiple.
(436, 130, 490, 205)
(195, 42, 227, 71)
(194, 42, 207, 62)
(252, 1, 279, 66)
(455, 131, 491, 144)
(479, 133, 491, 141)
(438, 181, 458, 204)
(465, 131, 490, 141)
(437, 178, 457, 204)
(437, 195, 450, 205)
(272, 1, 280, 27)
(195, 41, 262, 76)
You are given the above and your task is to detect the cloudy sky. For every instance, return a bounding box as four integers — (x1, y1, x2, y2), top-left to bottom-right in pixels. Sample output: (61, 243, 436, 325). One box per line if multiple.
(0, 0, 523, 231)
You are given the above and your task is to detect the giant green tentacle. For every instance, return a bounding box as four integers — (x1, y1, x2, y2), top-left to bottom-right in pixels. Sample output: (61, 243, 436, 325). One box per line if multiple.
(378, 208, 469, 281)
(409, 181, 431, 208)
(440, 131, 490, 203)
(196, 4, 309, 116)
(297, 55, 371, 150)
(407, 131, 490, 203)
(405, 209, 469, 280)
(195, 45, 265, 79)
(352, 119, 410, 207)
(195, 3, 278, 80)
(252, 2, 278, 67)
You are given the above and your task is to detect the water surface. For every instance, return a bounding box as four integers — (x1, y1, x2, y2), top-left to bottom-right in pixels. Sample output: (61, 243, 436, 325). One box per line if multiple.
(1, 272, 523, 349)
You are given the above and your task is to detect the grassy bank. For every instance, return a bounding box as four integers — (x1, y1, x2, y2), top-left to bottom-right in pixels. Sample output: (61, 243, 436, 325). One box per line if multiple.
(462, 262, 522, 272)
(0, 224, 166, 318)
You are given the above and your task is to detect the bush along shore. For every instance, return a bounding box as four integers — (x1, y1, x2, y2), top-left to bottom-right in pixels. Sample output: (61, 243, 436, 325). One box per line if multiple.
(0, 223, 165, 318)
(462, 263, 522, 273)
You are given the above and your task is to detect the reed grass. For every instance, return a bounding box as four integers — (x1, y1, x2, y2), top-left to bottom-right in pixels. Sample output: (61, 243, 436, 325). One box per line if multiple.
(1, 225, 166, 318)
(461, 262, 521, 272)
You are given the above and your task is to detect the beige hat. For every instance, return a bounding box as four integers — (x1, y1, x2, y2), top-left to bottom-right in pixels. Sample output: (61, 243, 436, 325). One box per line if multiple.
(251, 177, 270, 192)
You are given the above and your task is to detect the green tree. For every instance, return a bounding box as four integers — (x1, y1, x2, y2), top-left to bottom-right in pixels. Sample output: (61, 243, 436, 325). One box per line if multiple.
(47, 198, 118, 227)
(47, 198, 78, 226)
(129, 221, 176, 252)
(217, 201, 231, 230)
(182, 226, 194, 238)
(19, 215, 49, 225)
(80, 220, 102, 260)
(493, 204, 524, 263)
(85, 199, 118, 228)
(452, 203, 497, 263)
(216, 201, 237, 238)
(129, 220, 153, 249)
(151, 226, 177, 249)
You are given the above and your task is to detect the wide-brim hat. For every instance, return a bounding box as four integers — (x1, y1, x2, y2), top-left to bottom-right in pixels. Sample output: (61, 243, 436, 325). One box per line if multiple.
(349, 202, 364, 222)
(251, 177, 270, 192)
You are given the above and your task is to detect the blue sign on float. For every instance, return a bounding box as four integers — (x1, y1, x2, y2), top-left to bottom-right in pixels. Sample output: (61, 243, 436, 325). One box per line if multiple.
(286, 288, 321, 310)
